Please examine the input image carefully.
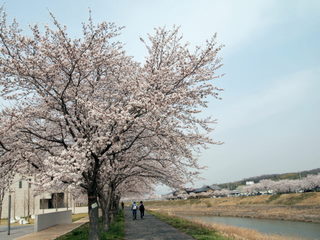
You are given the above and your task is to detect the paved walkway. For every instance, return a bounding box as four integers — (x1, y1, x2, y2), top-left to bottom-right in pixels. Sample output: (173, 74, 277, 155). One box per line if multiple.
(125, 209, 194, 240)
(15, 217, 89, 240)
(0, 225, 34, 240)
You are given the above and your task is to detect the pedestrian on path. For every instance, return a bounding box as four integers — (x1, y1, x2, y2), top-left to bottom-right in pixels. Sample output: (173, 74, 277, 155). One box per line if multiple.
(124, 207, 195, 239)
(131, 201, 137, 220)
(121, 201, 124, 210)
(139, 201, 145, 219)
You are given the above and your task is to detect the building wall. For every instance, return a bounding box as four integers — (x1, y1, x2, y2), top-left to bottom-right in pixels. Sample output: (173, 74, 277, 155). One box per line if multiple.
(1, 175, 84, 219)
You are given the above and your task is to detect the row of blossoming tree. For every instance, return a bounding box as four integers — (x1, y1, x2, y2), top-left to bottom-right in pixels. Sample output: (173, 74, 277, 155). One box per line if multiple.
(241, 174, 320, 195)
(0, 9, 223, 239)
(209, 174, 320, 198)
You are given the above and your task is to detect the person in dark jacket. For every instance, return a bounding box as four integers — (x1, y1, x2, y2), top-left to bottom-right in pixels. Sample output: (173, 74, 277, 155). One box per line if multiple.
(139, 201, 145, 219)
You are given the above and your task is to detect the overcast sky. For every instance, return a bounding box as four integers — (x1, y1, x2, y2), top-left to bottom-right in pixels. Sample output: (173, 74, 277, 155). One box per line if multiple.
(1, 0, 319, 189)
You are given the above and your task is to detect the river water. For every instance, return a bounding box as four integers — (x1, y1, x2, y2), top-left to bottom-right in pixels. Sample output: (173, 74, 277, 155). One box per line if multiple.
(182, 215, 320, 239)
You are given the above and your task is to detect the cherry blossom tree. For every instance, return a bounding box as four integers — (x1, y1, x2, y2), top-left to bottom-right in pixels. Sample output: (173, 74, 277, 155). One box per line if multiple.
(239, 175, 320, 196)
(303, 174, 320, 191)
(0, 9, 223, 239)
(0, 168, 13, 221)
(213, 189, 231, 197)
(0, 114, 14, 210)
(256, 179, 275, 193)
(0, 111, 20, 221)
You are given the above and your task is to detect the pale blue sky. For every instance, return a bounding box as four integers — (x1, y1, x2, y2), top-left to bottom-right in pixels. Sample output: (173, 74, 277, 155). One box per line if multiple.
(1, 0, 319, 188)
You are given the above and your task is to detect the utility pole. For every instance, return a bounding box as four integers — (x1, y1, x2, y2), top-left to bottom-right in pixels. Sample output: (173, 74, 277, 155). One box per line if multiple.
(42, 193, 44, 214)
(23, 190, 26, 217)
(13, 193, 16, 219)
(55, 193, 58, 212)
(27, 179, 30, 219)
(66, 190, 69, 210)
(7, 194, 11, 235)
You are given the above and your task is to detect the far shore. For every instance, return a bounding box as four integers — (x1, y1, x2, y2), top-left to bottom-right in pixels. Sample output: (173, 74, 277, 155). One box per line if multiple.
(147, 192, 320, 223)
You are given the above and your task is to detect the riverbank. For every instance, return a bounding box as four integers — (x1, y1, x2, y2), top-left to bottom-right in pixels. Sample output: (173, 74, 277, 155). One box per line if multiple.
(147, 192, 320, 223)
(150, 211, 299, 240)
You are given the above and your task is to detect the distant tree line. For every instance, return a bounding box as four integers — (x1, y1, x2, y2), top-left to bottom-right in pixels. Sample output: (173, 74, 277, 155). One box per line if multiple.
(218, 168, 320, 190)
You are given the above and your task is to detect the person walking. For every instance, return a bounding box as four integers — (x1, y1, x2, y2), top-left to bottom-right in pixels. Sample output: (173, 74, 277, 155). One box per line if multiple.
(121, 201, 124, 210)
(139, 201, 145, 219)
(131, 201, 137, 220)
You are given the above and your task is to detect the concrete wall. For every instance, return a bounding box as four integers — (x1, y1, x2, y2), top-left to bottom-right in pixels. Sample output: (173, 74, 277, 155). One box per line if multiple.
(34, 210, 72, 232)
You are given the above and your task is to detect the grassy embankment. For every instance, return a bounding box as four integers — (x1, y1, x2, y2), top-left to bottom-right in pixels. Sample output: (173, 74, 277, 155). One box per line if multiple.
(150, 211, 298, 240)
(147, 192, 320, 223)
(56, 211, 124, 240)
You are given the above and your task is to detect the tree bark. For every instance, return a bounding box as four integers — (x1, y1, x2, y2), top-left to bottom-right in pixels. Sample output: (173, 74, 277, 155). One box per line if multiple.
(115, 194, 120, 212)
(98, 193, 111, 232)
(98, 184, 116, 232)
(110, 193, 120, 221)
(88, 188, 99, 240)
(0, 202, 2, 224)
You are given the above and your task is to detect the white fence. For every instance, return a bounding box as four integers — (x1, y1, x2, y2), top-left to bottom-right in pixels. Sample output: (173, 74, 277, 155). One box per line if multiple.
(34, 210, 72, 232)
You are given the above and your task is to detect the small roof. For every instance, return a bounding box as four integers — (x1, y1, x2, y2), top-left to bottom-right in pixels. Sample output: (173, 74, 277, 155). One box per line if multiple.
(209, 184, 221, 190)
(193, 186, 211, 193)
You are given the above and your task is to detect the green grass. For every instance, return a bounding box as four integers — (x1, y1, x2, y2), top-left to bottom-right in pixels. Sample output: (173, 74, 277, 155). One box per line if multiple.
(56, 210, 124, 240)
(56, 222, 89, 240)
(100, 210, 125, 240)
(266, 193, 281, 203)
(277, 192, 316, 205)
(72, 213, 88, 222)
(149, 211, 230, 240)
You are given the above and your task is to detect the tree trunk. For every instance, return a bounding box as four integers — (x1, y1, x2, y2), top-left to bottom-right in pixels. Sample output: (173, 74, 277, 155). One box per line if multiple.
(115, 194, 120, 212)
(88, 188, 99, 240)
(98, 193, 110, 232)
(0, 202, 2, 224)
(105, 188, 113, 231)
(99, 185, 116, 232)
(110, 193, 119, 220)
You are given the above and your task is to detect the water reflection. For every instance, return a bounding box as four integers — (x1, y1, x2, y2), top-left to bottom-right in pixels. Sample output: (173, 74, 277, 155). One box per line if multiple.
(182, 215, 320, 240)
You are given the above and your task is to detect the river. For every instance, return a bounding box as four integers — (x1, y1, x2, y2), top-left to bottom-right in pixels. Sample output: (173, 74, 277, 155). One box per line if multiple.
(182, 215, 320, 239)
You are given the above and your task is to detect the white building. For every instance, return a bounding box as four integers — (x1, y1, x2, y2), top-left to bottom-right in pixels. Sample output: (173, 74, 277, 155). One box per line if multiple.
(246, 181, 254, 186)
(1, 175, 87, 219)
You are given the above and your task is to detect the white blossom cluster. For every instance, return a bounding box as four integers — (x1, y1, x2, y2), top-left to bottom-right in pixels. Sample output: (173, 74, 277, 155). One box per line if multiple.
(241, 174, 320, 194)
(0, 9, 223, 234)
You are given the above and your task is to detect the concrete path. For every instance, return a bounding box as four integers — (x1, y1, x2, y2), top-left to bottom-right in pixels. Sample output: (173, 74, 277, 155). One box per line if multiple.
(0, 225, 34, 240)
(125, 209, 194, 240)
(15, 217, 89, 240)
